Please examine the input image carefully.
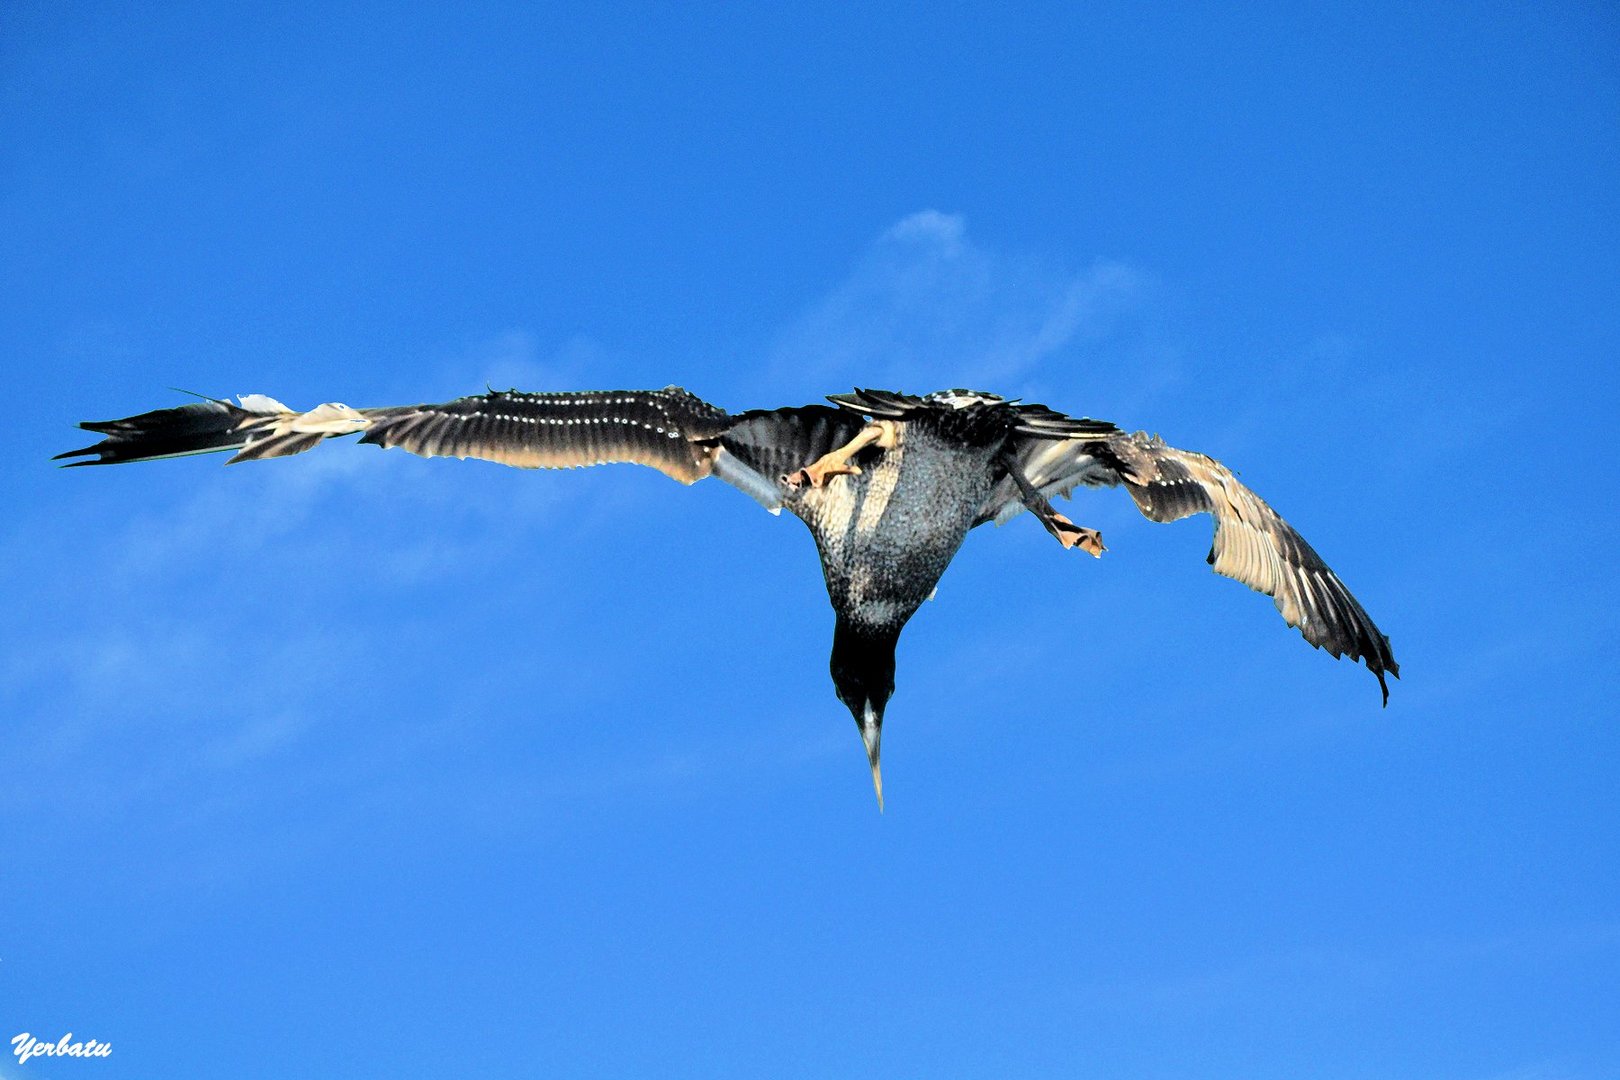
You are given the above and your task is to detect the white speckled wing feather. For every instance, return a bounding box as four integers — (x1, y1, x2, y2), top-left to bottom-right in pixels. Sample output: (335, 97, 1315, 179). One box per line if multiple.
(358, 387, 732, 482)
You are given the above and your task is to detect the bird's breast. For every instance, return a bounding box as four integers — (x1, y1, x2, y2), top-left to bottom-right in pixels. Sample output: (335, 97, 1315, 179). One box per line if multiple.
(790, 424, 1002, 631)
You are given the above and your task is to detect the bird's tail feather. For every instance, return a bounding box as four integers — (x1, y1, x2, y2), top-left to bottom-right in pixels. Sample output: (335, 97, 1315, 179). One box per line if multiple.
(55, 395, 369, 467)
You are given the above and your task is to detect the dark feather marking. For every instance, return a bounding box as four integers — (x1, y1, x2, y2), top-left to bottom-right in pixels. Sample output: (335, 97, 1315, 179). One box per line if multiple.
(54, 401, 259, 466)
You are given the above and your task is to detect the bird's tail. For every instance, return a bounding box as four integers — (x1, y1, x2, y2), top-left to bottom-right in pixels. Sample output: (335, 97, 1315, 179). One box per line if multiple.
(55, 394, 370, 467)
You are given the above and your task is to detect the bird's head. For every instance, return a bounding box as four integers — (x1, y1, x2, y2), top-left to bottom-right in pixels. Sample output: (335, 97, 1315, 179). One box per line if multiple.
(830, 620, 899, 810)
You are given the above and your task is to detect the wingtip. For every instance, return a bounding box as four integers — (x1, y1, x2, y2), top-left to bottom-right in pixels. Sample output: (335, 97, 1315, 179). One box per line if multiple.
(1375, 636, 1399, 707)
(53, 445, 100, 464)
(1375, 665, 1395, 707)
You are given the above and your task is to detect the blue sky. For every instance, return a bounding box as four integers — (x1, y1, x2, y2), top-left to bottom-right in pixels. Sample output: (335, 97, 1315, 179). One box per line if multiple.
(2, 1, 1617, 1077)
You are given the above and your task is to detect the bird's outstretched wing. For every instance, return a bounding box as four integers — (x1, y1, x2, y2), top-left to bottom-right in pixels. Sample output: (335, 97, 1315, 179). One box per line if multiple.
(980, 429, 1399, 702)
(58, 388, 874, 512)
(57, 387, 734, 480)
(356, 388, 732, 481)
(53, 383, 741, 476)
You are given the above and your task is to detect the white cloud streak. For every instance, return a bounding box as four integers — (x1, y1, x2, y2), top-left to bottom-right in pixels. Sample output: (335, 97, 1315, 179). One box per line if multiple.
(770, 210, 1143, 397)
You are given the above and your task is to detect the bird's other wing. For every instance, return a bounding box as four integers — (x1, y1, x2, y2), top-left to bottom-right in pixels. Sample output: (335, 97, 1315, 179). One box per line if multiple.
(701, 405, 872, 511)
(981, 430, 1399, 702)
(59, 387, 737, 484)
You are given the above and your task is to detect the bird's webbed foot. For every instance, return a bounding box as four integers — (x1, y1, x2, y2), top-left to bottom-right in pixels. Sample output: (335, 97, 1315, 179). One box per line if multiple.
(784, 420, 900, 489)
(998, 447, 1105, 557)
(1046, 513, 1106, 558)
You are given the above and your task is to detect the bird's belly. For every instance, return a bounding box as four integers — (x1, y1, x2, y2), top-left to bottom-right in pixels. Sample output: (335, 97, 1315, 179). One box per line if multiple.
(830, 507, 968, 625)
(794, 439, 997, 631)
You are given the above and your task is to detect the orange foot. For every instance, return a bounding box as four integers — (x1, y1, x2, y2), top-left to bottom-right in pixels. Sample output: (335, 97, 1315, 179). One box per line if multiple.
(1050, 514, 1105, 557)
(784, 457, 862, 489)
(782, 421, 898, 490)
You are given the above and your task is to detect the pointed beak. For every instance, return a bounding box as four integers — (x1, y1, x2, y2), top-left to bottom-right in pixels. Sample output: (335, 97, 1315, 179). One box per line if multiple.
(861, 702, 884, 812)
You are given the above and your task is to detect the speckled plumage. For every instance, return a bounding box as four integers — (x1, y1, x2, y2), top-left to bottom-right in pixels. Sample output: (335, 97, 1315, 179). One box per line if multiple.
(791, 402, 1017, 635)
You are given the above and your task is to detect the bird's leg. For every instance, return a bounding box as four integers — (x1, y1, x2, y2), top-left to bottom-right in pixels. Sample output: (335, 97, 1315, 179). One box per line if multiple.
(785, 420, 900, 489)
(998, 449, 1106, 557)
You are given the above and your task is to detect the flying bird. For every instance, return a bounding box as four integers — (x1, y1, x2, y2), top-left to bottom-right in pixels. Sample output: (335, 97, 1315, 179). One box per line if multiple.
(60, 386, 1398, 806)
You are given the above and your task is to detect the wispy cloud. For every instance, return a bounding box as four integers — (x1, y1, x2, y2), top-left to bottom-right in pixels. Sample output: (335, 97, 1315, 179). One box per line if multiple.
(770, 210, 1143, 396)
